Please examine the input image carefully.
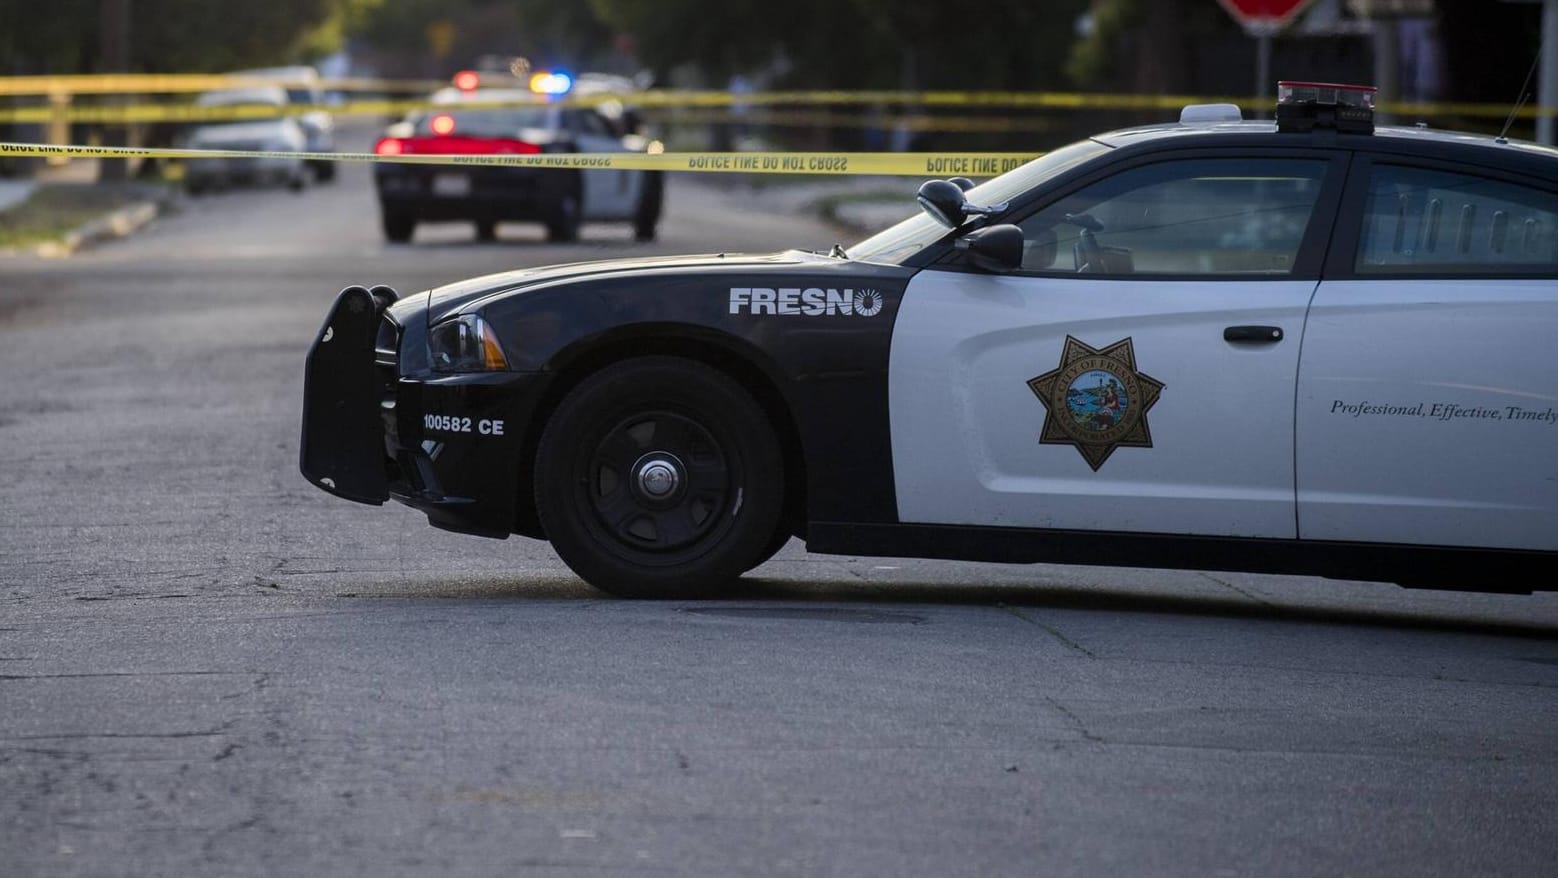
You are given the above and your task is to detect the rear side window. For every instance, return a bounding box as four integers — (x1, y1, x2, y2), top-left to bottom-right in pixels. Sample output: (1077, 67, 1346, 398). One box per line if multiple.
(567, 111, 614, 138)
(1357, 164, 1558, 275)
(1017, 158, 1328, 276)
(414, 108, 551, 137)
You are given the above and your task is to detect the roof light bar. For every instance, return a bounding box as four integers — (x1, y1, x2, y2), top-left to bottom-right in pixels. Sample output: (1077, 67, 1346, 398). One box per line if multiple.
(529, 71, 573, 96)
(1276, 81, 1376, 134)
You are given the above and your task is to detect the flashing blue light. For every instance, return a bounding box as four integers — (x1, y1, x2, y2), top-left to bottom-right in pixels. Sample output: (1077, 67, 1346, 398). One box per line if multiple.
(529, 71, 573, 96)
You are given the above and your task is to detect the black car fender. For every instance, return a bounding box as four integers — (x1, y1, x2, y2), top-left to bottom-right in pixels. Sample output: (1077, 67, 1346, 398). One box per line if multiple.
(462, 258, 916, 532)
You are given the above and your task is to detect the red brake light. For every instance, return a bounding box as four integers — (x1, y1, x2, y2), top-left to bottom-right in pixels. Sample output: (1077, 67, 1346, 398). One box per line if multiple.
(430, 114, 457, 136)
(453, 70, 480, 91)
(384, 136, 540, 155)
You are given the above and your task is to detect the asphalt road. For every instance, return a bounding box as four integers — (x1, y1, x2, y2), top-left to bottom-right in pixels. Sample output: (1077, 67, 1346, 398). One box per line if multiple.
(1, 151, 1556, 877)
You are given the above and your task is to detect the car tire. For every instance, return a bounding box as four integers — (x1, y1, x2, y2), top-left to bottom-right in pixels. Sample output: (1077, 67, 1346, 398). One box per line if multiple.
(534, 357, 785, 598)
(381, 211, 415, 243)
(633, 171, 663, 242)
(745, 528, 793, 572)
(475, 219, 498, 242)
(288, 170, 307, 193)
(313, 160, 336, 183)
(546, 183, 581, 243)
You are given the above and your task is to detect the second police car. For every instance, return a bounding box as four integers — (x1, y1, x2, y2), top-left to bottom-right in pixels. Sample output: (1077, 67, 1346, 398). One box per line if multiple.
(305, 83, 1558, 598)
(372, 69, 663, 243)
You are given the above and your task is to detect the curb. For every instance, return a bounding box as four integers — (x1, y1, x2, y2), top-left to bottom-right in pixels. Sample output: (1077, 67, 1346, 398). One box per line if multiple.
(30, 198, 161, 258)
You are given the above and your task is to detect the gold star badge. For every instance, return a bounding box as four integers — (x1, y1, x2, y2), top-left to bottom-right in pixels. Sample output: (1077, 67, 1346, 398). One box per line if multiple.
(1027, 336, 1165, 471)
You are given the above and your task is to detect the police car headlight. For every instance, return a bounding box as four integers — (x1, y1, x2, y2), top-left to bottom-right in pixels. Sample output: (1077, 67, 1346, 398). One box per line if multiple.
(429, 314, 510, 372)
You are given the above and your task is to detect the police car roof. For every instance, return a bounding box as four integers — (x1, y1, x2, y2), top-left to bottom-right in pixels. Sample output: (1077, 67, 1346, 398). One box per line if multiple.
(1092, 118, 1558, 179)
(430, 86, 547, 105)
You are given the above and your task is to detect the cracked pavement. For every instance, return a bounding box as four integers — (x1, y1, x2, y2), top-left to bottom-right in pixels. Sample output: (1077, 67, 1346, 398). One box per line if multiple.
(2, 145, 1556, 876)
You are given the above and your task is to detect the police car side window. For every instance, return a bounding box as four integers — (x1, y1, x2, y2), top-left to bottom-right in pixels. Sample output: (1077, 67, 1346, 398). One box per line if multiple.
(1016, 158, 1328, 276)
(569, 111, 612, 138)
(1356, 165, 1558, 275)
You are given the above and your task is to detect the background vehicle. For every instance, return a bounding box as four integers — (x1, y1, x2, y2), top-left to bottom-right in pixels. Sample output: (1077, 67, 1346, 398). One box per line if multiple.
(232, 65, 337, 182)
(371, 71, 663, 243)
(183, 86, 307, 194)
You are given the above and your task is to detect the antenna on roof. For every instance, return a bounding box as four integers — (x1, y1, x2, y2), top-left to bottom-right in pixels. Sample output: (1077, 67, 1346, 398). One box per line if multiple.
(1497, 48, 1543, 144)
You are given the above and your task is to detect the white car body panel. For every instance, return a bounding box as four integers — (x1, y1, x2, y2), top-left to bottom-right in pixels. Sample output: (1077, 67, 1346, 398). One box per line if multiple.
(576, 128, 641, 219)
(1296, 279, 1558, 550)
(890, 271, 1317, 538)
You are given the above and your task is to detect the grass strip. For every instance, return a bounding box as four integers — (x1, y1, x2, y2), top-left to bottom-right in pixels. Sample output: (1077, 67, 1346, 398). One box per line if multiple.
(0, 183, 153, 248)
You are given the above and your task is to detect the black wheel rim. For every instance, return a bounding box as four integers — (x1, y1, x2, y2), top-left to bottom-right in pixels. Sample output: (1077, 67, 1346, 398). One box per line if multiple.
(584, 411, 730, 553)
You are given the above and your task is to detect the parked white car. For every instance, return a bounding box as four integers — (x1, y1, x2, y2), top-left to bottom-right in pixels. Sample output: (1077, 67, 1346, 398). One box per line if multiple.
(231, 66, 337, 182)
(184, 86, 307, 195)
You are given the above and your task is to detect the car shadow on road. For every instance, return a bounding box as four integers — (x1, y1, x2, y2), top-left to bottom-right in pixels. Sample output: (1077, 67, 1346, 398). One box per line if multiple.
(358, 571, 1558, 641)
(724, 576, 1558, 641)
(385, 231, 649, 250)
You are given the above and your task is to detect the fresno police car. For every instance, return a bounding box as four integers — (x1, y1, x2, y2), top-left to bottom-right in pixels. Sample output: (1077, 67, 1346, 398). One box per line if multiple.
(302, 82, 1558, 598)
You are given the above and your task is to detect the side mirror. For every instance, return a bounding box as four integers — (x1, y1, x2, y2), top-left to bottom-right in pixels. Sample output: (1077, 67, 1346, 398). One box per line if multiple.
(954, 224, 1023, 273)
(916, 179, 967, 228)
(916, 179, 1008, 229)
(948, 176, 976, 192)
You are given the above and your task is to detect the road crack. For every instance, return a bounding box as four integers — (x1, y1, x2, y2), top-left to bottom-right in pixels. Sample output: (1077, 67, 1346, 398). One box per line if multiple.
(998, 604, 1096, 658)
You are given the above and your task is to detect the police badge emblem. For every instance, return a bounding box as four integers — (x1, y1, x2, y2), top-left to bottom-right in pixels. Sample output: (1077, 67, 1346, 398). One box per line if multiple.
(1027, 336, 1165, 471)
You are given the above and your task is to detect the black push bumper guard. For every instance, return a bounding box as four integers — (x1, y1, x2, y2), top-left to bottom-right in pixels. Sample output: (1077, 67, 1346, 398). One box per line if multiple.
(300, 284, 400, 504)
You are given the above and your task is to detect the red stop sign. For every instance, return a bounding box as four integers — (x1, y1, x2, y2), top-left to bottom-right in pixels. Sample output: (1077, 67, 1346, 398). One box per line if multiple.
(1216, 0, 1317, 33)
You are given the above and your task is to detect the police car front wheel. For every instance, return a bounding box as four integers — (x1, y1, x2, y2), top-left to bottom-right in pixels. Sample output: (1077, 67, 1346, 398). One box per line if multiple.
(534, 357, 785, 598)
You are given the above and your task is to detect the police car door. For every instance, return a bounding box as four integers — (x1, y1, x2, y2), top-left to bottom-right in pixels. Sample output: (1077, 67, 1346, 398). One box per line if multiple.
(1296, 156, 1558, 551)
(567, 109, 639, 218)
(890, 152, 1345, 538)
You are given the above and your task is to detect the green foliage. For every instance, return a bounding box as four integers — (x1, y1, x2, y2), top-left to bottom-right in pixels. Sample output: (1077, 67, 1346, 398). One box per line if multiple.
(588, 0, 1090, 89)
(350, 0, 613, 75)
(0, 0, 96, 73)
(0, 0, 376, 74)
(1065, 0, 1140, 89)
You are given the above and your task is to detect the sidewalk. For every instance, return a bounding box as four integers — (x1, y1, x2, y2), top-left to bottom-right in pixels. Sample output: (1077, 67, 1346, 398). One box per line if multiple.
(0, 158, 167, 257)
(0, 179, 35, 212)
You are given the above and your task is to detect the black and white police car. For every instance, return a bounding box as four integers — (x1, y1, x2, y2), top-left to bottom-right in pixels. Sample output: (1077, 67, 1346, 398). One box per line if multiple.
(372, 69, 663, 243)
(305, 82, 1557, 597)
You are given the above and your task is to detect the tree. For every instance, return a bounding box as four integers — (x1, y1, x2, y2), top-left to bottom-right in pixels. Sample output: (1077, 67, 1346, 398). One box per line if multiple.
(586, 0, 1088, 90)
(349, 0, 614, 78)
(0, 0, 379, 74)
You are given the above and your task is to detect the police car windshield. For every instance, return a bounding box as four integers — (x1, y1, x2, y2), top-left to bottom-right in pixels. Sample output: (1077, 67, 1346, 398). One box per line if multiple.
(847, 138, 1110, 264)
(414, 108, 551, 138)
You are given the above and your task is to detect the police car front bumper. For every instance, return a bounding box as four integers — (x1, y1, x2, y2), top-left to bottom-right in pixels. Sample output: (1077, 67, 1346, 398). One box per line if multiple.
(373, 164, 574, 222)
(300, 286, 551, 539)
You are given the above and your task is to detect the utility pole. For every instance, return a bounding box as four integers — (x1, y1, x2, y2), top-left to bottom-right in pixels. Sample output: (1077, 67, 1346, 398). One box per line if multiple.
(98, 0, 130, 182)
(1372, 15, 1398, 127)
(1540, 0, 1558, 144)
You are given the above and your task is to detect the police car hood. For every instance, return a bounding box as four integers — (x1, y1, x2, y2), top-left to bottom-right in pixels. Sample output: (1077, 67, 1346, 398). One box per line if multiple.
(423, 251, 831, 323)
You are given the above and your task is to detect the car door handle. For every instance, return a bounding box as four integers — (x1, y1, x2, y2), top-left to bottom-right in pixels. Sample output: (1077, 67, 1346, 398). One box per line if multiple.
(1223, 325, 1284, 343)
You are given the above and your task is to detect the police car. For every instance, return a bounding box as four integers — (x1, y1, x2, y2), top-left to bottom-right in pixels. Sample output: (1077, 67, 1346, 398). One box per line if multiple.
(304, 82, 1557, 597)
(372, 69, 663, 243)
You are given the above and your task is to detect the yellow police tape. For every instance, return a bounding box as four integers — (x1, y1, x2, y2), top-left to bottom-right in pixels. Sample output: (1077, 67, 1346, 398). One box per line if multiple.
(0, 73, 442, 96)
(0, 100, 1068, 131)
(0, 77, 1547, 123)
(0, 141, 1040, 176)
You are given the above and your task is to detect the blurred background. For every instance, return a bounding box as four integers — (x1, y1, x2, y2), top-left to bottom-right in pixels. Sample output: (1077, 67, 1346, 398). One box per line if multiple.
(0, 0, 1551, 181)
